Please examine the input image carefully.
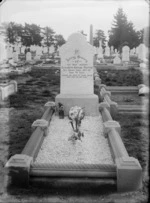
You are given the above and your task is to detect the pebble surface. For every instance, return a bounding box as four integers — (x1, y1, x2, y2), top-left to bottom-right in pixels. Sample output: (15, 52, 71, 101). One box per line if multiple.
(35, 115, 114, 165)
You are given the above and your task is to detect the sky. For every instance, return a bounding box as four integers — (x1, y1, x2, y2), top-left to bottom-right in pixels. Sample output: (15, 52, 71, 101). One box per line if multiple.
(0, 0, 149, 41)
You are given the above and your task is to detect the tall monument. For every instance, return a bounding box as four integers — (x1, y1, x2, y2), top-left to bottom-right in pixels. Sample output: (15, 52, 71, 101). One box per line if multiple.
(89, 24, 93, 45)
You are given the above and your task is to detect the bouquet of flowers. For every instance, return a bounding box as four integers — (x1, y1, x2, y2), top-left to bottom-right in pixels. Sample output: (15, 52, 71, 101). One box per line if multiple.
(68, 106, 85, 141)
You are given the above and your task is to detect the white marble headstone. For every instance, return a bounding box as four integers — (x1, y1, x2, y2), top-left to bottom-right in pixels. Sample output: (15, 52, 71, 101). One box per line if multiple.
(36, 46, 42, 56)
(12, 52, 19, 62)
(122, 46, 130, 62)
(0, 39, 7, 61)
(21, 46, 26, 54)
(113, 53, 121, 64)
(110, 46, 114, 54)
(138, 44, 147, 61)
(49, 45, 55, 54)
(104, 46, 110, 56)
(26, 52, 32, 61)
(59, 33, 95, 94)
(97, 46, 103, 59)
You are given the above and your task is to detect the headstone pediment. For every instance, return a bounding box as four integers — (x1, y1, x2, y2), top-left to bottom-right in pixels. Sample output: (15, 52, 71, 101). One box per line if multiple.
(59, 33, 95, 67)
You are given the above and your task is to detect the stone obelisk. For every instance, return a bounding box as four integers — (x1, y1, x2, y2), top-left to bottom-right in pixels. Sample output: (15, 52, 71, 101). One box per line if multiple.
(89, 24, 93, 45)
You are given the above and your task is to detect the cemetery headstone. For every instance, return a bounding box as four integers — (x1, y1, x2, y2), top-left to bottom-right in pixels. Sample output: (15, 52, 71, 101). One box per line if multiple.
(138, 43, 147, 61)
(0, 40, 7, 62)
(49, 45, 55, 54)
(12, 51, 19, 62)
(35, 46, 42, 60)
(97, 41, 103, 59)
(21, 46, 26, 54)
(113, 53, 121, 64)
(122, 45, 130, 62)
(56, 32, 99, 116)
(26, 52, 32, 61)
(110, 46, 114, 54)
(14, 43, 20, 54)
(104, 46, 110, 56)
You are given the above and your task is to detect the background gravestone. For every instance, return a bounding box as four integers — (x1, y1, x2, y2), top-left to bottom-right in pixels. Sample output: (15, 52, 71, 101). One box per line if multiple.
(55, 32, 99, 116)
(113, 53, 121, 64)
(12, 52, 19, 62)
(104, 46, 110, 56)
(26, 52, 32, 61)
(122, 45, 130, 62)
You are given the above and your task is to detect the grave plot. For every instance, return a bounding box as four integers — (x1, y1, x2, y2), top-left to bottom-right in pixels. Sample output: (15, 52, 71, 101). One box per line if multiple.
(5, 33, 142, 193)
(35, 115, 113, 165)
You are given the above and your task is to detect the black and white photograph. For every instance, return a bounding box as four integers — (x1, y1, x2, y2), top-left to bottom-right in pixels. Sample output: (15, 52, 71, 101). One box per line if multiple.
(0, 0, 149, 202)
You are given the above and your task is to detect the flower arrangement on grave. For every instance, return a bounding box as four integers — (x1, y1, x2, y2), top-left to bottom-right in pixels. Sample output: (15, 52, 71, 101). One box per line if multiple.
(44, 101, 64, 119)
(68, 106, 85, 141)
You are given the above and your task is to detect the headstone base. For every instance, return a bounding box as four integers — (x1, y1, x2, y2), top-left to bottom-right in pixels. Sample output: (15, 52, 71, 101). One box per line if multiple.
(55, 94, 99, 116)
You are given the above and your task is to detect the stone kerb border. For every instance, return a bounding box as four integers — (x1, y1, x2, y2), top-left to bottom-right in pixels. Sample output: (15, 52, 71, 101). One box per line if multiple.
(5, 104, 55, 187)
(98, 84, 118, 117)
(93, 67, 101, 86)
(99, 102, 142, 192)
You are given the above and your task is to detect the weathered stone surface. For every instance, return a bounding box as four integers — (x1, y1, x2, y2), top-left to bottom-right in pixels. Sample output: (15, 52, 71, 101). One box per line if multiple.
(103, 120, 121, 136)
(26, 52, 32, 61)
(5, 154, 33, 187)
(59, 33, 95, 94)
(122, 46, 130, 62)
(116, 156, 142, 192)
(56, 94, 99, 116)
(56, 32, 98, 116)
(32, 119, 49, 136)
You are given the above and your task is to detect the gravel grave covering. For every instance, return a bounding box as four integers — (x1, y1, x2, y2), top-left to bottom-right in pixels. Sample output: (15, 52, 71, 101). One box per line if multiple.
(35, 115, 114, 165)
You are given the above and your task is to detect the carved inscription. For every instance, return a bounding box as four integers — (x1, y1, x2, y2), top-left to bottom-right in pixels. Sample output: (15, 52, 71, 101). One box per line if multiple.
(62, 53, 93, 79)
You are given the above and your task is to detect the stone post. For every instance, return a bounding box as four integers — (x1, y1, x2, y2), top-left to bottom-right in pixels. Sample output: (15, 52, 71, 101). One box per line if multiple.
(5, 154, 33, 188)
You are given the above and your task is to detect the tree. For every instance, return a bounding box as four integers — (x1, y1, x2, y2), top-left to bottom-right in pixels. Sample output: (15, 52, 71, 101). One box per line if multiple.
(137, 29, 144, 44)
(41, 26, 55, 48)
(93, 29, 106, 48)
(2, 22, 23, 44)
(54, 34, 66, 49)
(108, 8, 141, 51)
(22, 23, 43, 46)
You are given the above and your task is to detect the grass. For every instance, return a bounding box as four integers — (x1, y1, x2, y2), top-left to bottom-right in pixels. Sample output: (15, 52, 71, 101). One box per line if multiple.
(111, 93, 142, 105)
(0, 67, 149, 202)
(98, 68, 143, 86)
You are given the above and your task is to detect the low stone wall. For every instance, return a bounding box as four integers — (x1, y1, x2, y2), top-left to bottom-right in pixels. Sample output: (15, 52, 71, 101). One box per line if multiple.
(99, 101, 142, 192)
(98, 84, 118, 118)
(5, 105, 54, 188)
(0, 80, 17, 101)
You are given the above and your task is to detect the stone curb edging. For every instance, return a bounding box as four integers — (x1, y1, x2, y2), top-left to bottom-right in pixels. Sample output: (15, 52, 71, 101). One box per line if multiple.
(100, 102, 142, 192)
(5, 105, 54, 187)
(98, 84, 118, 117)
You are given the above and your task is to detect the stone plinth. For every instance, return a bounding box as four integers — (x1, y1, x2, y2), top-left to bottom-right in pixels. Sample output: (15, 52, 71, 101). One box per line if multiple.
(116, 157, 142, 192)
(56, 94, 99, 116)
(5, 154, 33, 188)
